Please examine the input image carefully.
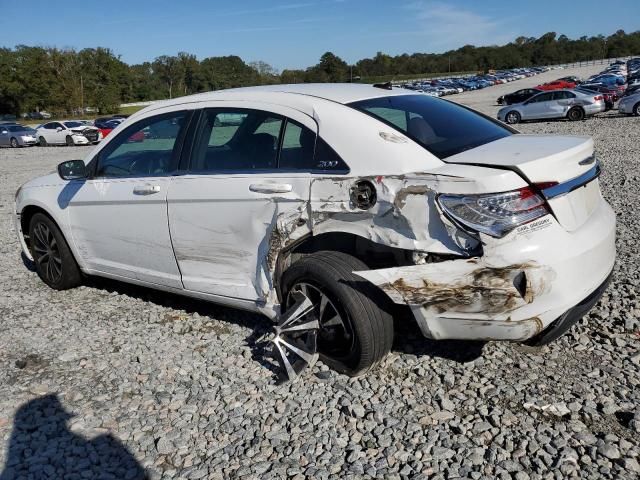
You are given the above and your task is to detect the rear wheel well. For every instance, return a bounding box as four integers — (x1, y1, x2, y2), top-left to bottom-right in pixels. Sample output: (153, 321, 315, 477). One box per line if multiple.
(274, 232, 416, 303)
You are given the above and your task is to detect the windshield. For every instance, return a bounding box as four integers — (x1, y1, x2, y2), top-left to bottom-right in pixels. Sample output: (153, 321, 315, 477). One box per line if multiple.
(64, 121, 83, 128)
(349, 94, 512, 159)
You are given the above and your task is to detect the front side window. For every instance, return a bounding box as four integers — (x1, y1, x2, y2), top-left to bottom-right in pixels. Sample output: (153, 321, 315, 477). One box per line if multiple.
(349, 94, 511, 159)
(95, 112, 187, 178)
(190, 109, 283, 172)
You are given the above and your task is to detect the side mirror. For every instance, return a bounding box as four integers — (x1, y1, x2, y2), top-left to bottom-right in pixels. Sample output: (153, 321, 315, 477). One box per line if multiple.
(56, 127, 63, 132)
(1, 130, 7, 134)
(58, 160, 88, 180)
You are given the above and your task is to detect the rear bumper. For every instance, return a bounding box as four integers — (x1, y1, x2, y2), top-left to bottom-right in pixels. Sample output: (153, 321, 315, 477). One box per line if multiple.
(356, 198, 616, 342)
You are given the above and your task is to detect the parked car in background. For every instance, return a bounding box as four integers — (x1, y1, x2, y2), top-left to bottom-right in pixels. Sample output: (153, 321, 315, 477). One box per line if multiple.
(95, 118, 146, 141)
(618, 91, 640, 116)
(0, 124, 38, 147)
(498, 89, 605, 124)
(0, 114, 18, 123)
(35, 121, 102, 146)
(14, 84, 615, 380)
(576, 84, 619, 111)
(536, 79, 577, 91)
(497, 88, 542, 105)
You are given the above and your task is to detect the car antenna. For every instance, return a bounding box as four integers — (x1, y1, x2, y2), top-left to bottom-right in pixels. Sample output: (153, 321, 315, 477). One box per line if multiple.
(373, 81, 393, 90)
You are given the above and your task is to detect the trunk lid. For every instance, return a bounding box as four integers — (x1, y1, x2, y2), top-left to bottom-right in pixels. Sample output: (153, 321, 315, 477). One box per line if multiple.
(445, 134, 601, 231)
(445, 134, 595, 184)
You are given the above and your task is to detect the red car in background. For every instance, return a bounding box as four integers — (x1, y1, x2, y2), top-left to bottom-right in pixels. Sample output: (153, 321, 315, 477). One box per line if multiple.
(96, 119, 144, 142)
(536, 79, 577, 91)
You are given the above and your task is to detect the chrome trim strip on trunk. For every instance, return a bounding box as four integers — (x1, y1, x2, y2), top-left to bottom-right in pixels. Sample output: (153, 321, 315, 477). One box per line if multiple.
(541, 161, 601, 200)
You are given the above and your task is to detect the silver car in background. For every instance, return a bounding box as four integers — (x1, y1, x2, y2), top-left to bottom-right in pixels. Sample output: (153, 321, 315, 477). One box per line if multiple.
(618, 91, 640, 116)
(0, 124, 38, 147)
(498, 89, 605, 124)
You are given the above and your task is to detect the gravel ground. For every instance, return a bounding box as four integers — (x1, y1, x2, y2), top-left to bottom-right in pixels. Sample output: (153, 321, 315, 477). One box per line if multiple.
(1, 67, 639, 479)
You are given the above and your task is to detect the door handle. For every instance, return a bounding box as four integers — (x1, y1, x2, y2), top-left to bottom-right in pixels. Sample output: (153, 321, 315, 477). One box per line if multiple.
(249, 183, 293, 194)
(133, 184, 161, 195)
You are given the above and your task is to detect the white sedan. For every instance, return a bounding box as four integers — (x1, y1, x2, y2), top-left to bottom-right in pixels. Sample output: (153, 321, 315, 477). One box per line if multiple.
(14, 84, 615, 380)
(35, 121, 102, 146)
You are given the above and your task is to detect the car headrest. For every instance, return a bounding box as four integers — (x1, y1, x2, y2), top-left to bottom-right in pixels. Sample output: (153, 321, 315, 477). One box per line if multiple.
(407, 117, 436, 145)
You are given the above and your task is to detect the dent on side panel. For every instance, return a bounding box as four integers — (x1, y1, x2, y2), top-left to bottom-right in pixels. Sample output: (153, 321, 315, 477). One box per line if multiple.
(309, 175, 479, 255)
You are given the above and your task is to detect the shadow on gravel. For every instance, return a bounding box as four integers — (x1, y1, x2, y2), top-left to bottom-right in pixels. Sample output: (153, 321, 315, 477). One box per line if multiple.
(0, 394, 147, 480)
(84, 276, 280, 372)
(392, 309, 486, 363)
(20, 252, 35, 272)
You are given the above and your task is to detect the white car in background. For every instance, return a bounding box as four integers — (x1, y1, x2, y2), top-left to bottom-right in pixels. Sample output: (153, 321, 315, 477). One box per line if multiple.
(36, 121, 102, 146)
(14, 84, 615, 380)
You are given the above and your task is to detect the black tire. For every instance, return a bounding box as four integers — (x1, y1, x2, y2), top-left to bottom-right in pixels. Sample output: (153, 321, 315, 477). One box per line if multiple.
(634, 102, 640, 117)
(65, 135, 74, 146)
(39, 136, 47, 147)
(281, 251, 394, 376)
(505, 111, 521, 124)
(10, 137, 19, 148)
(567, 107, 585, 121)
(28, 213, 82, 290)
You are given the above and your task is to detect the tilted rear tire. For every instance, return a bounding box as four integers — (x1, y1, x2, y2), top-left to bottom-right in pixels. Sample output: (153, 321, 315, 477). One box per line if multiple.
(281, 251, 394, 376)
(28, 213, 82, 290)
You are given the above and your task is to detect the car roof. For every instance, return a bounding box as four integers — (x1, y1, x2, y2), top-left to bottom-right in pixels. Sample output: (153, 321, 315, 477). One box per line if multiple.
(146, 83, 409, 112)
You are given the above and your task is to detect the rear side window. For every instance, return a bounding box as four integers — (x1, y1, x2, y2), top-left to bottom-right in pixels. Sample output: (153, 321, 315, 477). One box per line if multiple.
(349, 95, 511, 159)
(279, 120, 316, 170)
(190, 109, 283, 172)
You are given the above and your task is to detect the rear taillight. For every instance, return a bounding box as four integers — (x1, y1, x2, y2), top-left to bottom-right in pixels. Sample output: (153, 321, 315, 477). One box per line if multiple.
(438, 187, 549, 238)
(594, 95, 603, 101)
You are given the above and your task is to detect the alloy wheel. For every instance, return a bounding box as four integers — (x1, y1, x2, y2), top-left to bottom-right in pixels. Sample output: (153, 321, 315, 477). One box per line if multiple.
(31, 221, 63, 284)
(506, 112, 519, 124)
(287, 282, 355, 361)
(10, 138, 18, 148)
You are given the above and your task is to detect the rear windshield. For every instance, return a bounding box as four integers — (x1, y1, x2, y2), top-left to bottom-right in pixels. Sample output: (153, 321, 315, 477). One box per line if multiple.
(349, 94, 512, 159)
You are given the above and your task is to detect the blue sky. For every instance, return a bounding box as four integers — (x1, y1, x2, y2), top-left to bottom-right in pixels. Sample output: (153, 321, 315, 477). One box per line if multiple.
(1, 0, 638, 70)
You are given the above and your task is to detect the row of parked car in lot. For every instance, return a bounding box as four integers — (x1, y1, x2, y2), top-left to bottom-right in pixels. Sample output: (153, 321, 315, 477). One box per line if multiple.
(496, 59, 640, 123)
(399, 67, 548, 97)
(0, 116, 128, 148)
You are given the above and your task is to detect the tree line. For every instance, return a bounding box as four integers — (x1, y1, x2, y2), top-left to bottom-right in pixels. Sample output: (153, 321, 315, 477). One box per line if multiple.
(1, 30, 639, 116)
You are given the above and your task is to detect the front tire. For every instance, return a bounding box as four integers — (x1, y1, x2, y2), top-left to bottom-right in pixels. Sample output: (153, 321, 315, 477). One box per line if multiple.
(65, 135, 74, 146)
(28, 213, 82, 290)
(10, 137, 19, 148)
(281, 251, 394, 376)
(39, 136, 47, 147)
(505, 111, 521, 124)
(567, 107, 585, 121)
(634, 102, 640, 117)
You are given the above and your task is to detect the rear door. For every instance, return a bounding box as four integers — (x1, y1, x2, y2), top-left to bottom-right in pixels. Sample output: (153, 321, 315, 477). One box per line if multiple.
(167, 106, 318, 301)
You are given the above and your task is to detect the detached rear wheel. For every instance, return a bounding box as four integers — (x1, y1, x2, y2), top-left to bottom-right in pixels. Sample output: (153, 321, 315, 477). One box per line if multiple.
(29, 213, 82, 290)
(281, 251, 394, 376)
(567, 107, 585, 121)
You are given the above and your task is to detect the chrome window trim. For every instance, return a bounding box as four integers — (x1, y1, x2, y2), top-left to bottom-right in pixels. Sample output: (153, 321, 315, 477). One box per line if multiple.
(541, 161, 601, 200)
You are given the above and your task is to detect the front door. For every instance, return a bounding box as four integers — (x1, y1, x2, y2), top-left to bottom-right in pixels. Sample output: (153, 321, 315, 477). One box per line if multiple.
(168, 108, 316, 301)
(66, 111, 190, 288)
